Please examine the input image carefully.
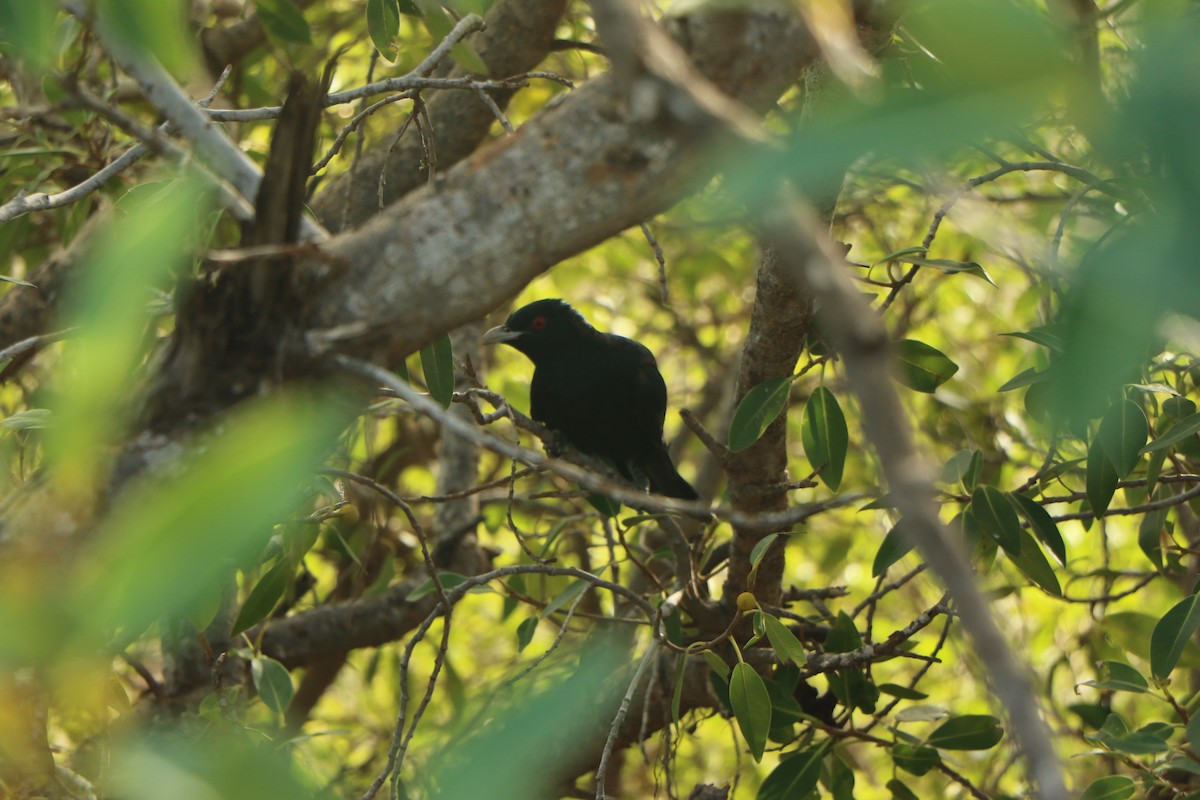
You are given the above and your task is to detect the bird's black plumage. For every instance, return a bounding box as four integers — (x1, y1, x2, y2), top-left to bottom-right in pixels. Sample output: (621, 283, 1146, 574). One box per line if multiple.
(482, 299, 697, 500)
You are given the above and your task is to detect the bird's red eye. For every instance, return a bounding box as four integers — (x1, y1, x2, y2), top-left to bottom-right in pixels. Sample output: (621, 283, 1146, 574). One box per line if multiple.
(531, 315, 547, 330)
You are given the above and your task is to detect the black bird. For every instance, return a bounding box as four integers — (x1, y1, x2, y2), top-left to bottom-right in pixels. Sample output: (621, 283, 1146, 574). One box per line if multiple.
(482, 299, 698, 500)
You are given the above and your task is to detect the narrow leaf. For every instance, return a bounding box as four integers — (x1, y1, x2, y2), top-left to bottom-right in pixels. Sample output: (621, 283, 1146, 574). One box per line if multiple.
(997, 366, 1049, 393)
(420, 333, 455, 408)
(893, 255, 995, 286)
(801, 386, 848, 491)
(1141, 412, 1200, 454)
(762, 613, 806, 666)
(1097, 399, 1147, 478)
(1001, 328, 1064, 352)
(927, 714, 1004, 750)
(729, 376, 792, 452)
(231, 559, 292, 636)
(1086, 434, 1119, 517)
(749, 533, 785, 569)
(872, 520, 915, 577)
(970, 486, 1021, 555)
(516, 616, 538, 652)
(729, 662, 772, 762)
(1006, 529, 1062, 596)
(893, 340, 958, 393)
(1009, 493, 1066, 565)
(1150, 593, 1200, 679)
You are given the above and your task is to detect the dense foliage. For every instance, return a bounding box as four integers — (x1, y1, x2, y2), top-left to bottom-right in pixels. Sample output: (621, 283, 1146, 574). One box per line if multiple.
(2, 1, 1199, 799)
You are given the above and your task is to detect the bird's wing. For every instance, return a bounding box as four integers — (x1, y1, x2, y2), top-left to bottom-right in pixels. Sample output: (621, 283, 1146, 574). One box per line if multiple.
(611, 334, 668, 441)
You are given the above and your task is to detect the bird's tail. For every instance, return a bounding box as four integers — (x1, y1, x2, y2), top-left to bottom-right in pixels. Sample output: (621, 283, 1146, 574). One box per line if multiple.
(643, 444, 698, 500)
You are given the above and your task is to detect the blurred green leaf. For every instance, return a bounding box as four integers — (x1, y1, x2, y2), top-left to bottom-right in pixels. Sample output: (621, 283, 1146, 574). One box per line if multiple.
(516, 616, 537, 652)
(729, 662, 771, 762)
(891, 743, 940, 776)
(420, 333, 455, 408)
(893, 255, 995, 286)
(1007, 529, 1061, 597)
(893, 340, 958, 393)
(802, 386, 848, 491)
(729, 376, 792, 451)
(252, 656, 294, 713)
(254, 0, 313, 44)
(927, 714, 1003, 751)
(0, 3, 59, 72)
(69, 390, 347, 638)
(1, 408, 52, 430)
(409, 571, 469, 601)
(96, 0, 199, 75)
(1080, 776, 1135, 800)
(1141, 412, 1200, 454)
(50, 178, 212, 488)
(1150, 592, 1200, 679)
(1082, 661, 1148, 693)
(886, 778, 920, 800)
(1001, 329, 1064, 353)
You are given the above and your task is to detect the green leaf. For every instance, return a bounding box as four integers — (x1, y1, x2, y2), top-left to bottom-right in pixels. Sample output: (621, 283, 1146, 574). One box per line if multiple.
(893, 340, 958, 393)
(0, 274, 35, 287)
(970, 486, 1021, 555)
(927, 714, 1003, 750)
(1086, 434, 1119, 517)
(703, 650, 730, 683)
(893, 255, 995, 286)
(757, 747, 823, 800)
(872, 520, 915, 577)
(1006, 529, 1061, 596)
(997, 366, 1050, 392)
(414, 0, 487, 72)
(729, 377, 792, 452)
(231, 559, 292, 636)
(1001, 328, 1064, 352)
(1009, 493, 1066, 565)
(366, 0, 401, 59)
(878, 683, 928, 700)
(1083, 661, 1148, 693)
(1, 408, 52, 430)
(516, 616, 538, 652)
(1142, 412, 1200, 454)
(420, 333, 455, 408)
(254, 0, 312, 44)
(729, 662, 772, 762)
(1080, 776, 1135, 800)
(891, 743, 940, 776)
(749, 533, 785, 569)
(251, 656, 294, 713)
(941, 449, 982, 490)
(1150, 593, 1200, 679)
(762, 613, 806, 667)
(801, 386, 848, 491)
(69, 392, 346, 637)
(540, 579, 588, 618)
(825, 611, 862, 653)
(1097, 399, 1148, 478)
(408, 571, 469, 601)
(585, 493, 622, 517)
(1138, 487, 1168, 569)
(1187, 712, 1200, 748)
(886, 778, 920, 800)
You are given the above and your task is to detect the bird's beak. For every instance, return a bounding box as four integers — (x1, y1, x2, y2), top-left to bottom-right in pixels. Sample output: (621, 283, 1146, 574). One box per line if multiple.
(481, 324, 520, 345)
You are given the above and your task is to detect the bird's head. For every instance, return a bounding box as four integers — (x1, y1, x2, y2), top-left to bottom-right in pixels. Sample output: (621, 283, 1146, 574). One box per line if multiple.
(481, 299, 593, 360)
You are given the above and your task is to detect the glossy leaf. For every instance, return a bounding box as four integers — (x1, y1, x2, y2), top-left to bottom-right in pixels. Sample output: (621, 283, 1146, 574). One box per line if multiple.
(997, 366, 1050, 393)
(757, 747, 823, 800)
(762, 613, 806, 666)
(801, 386, 848, 491)
(749, 532, 785, 569)
(231, 559, 292, 636)
(251, 656, 294, 713)
(366, 0, 401, 59)
(729, 662, 772, 762)
(1150, 592, 1200, 678)
(255, 0, 313, 44)
(872, 520, 915, 577)
(702, 650, 730, 683)
(1083, 661, 1148, 693)
(729, 376, 793, 451)
(893, 254, 995, 286)
(1080, 776, 1135, 800)
(893, 340, 958, 393)
(1097, 399, 1147, 478)
(1141, 412, 1200, 454)
(970, 486, 1021, 555)
(1086, 434, 1119, 517)
(420, 333, 455, 408)
(1009, 493, 1066, 565)
(1007, 529, 1061, 596)
(927, 714, 1003, 750)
